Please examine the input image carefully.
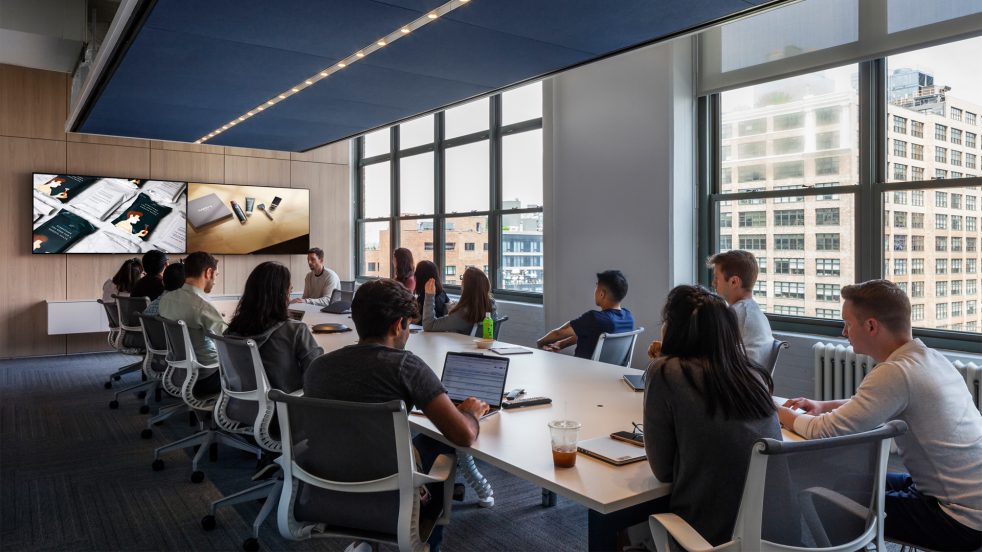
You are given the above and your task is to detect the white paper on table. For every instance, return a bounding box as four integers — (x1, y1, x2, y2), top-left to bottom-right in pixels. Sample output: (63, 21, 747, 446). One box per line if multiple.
(73, 187, 136, 220)
(146, 181, 187, 204)
(68, 230, 142, 253)
(150, 213, 187, 253)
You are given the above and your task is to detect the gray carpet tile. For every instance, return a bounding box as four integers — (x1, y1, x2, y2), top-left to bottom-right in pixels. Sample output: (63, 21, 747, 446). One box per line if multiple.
(0, 353, 591, 551)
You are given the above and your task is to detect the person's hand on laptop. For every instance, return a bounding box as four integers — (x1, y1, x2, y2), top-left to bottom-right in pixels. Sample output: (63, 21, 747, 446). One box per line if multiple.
(458, 397, 490, 419)
(289, 298, 303, 304)
(782, 397, 824, 415)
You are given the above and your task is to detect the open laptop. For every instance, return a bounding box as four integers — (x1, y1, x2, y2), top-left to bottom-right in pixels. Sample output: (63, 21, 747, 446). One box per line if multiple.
(438, 352, 510, 420)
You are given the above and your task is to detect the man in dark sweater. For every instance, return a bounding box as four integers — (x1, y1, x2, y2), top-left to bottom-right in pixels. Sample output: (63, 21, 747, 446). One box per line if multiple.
(304, 279, 488, 552)
(131, 249, 168, 300)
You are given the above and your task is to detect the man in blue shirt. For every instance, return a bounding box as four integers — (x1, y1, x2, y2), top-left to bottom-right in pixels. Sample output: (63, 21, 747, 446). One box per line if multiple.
(537, 270, 635, 359)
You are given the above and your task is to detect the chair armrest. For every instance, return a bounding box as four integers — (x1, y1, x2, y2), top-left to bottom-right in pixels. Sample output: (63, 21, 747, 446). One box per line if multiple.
(413, 453, 455, 486)
(801, 486, 869, 520)
(288, 389, 304, 397)
(650, 513, 736, 552)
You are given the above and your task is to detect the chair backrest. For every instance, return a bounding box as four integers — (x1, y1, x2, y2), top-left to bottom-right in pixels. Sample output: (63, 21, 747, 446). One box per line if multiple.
(329, 288, 354, 304)
(269, 389, 417, 543)
(208, 332, 280, 450)
(137, 313, 168, 355)
(592, 327, 646, 367)
(98, 299, 120, 329)
(765, 340, 790, 376)
(734, 420, 907, 551)
(114, 294, 149, 332)
(159, 317, 193, 364)
(339, 280, 356, 292)
(469, 315, 509, 340)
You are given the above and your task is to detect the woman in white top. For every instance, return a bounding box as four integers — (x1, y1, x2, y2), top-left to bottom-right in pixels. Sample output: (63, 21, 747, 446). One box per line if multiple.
(102, 258, 143, 303)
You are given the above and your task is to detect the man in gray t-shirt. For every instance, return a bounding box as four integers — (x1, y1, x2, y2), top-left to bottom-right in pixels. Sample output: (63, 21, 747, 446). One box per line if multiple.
(708, 250, 774, 367)
(303, 279, 488, 552)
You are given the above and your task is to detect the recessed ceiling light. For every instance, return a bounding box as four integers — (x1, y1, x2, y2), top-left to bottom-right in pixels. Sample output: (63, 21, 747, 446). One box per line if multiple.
(337, 62, 346, 68)
(305, 80, 313, 85)
(257, 106, 265, 111)
(320, 71, 329, 76)
(356, 52, 365, 58)
(401, 27, 410, 33)
(377, 39, 387, 46)
(278, 94, 286, 99)
(428, 12, 438, 18)
(291, 87, 299, 92)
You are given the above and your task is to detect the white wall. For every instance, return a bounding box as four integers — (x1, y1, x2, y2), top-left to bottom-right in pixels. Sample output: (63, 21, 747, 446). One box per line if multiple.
(543, 37, 696, 368)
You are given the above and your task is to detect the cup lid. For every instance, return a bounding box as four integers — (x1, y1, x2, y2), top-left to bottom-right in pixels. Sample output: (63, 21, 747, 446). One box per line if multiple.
(548, 420, 581, 430)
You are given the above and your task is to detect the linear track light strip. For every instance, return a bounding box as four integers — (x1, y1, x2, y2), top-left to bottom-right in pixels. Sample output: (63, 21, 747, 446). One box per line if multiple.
(195, 0, 471, 143)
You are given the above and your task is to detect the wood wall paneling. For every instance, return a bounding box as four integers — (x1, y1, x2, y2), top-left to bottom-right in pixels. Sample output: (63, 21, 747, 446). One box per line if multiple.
(1, 64, 350, 359)
(150, 149, 224, 183)
(0, 136, 68, 357)
(66, 142, 151, 179)
(291, 161, 352, 279)
(0, 65, 68, 141)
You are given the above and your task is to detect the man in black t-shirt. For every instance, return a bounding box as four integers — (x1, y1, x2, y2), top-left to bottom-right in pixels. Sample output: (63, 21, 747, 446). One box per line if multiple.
(304, 279, 488, 552)
(131, 250, 168, 301)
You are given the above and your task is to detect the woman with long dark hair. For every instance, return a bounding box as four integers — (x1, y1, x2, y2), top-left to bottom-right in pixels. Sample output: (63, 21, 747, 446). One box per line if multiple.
(225, 262, 323, 394)
(644, 285, 781, 546)
(102, 257, 144, 303)
(414, 260, 449, 319)
(393, 247, 416, 290)
(422, 266, 495, 334)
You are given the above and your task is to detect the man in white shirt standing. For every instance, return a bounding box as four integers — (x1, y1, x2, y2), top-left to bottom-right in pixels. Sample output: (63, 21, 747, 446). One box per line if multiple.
(291, 247, 341, 307)
(708, 250, 774, 367)
(780, 280, 982, 551)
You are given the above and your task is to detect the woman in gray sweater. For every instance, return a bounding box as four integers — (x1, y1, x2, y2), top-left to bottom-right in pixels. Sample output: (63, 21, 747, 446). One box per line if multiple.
(422, 266, 496, 335)
(645, 285, 784, 546)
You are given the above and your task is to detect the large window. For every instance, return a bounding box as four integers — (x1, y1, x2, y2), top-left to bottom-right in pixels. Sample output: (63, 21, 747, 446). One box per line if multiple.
(356, 82, 544, 297)
(708, 35, 982, 343)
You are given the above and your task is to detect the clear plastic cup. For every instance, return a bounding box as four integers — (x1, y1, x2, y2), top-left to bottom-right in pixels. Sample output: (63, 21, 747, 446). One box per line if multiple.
(548, 420, 581, 468)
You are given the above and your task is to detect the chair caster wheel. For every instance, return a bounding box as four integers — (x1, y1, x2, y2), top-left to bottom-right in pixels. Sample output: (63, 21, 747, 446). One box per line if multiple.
(140, 429, 153, 439)
(139, 405, 150, 414)
(201, 515, 216, 531)
(109, 400, 119, 409)
(478, 496, 495, 508)
(113, 375, 121, 381)
(104, 381, 112, 389)
(152, 459, 165, 471)
(190, 470, 205, 483)
(137, 391, 147, 399)
(243, 537, 259, 552)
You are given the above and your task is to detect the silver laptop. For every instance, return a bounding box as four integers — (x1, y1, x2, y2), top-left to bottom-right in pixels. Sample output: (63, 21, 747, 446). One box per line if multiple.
(440, 352, 509, 419)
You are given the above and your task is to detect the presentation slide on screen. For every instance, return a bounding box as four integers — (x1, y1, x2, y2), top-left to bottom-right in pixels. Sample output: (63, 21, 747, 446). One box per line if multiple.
(32, 174, 187, 254)
(185, 183, 309, 255)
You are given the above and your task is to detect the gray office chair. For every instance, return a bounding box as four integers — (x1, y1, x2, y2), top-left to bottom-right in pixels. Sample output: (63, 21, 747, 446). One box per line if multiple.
(330, 288, 355, 304)
(151, 318, 260, 483)
(108, 295, 151, 410)
(98, 298, 143, 389)
(138, 313, 187, 439)
(765, 339, 790, 376)
(650, 420, 908, 552)
(469, 315, 509, 340)
(270, 390, 456, 552)
(592, 327, 645, 367)
(201, 333, 285, 551)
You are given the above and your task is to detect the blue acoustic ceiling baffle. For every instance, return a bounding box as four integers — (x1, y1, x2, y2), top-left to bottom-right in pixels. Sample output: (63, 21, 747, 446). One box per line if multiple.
(76, 0, 777, 152)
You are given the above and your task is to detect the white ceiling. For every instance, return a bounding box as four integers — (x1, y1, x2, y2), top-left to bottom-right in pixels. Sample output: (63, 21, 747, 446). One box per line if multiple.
(0, 0, 86, 72)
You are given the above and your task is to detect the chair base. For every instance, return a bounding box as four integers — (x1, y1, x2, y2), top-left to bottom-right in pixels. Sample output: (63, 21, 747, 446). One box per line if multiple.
(105, 360, 142, 387)
(153, 429, 261, 473)
(458, 453, 494, 507)
(205, 478, 282, 541)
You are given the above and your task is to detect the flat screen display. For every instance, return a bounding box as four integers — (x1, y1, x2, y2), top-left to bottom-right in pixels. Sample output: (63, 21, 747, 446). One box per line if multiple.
(32, 173, 187, 254)
(186, 183, 309, 254)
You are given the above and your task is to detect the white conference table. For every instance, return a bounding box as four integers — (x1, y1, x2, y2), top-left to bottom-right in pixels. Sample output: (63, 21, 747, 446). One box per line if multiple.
(215, 300, 798, 550)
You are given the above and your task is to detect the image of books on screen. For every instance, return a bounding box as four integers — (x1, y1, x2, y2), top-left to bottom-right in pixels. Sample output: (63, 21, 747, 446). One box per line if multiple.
(186, 183, 309, 254)
(32, 173, 187, 254)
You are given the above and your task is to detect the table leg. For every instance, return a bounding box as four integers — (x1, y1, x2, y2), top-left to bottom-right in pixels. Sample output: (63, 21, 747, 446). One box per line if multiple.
(587, 496, 669, 552)
(542, 489, 556, 507)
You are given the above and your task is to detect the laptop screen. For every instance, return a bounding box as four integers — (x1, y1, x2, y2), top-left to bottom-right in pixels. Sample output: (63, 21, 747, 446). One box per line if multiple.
(441, 352, 509, 408)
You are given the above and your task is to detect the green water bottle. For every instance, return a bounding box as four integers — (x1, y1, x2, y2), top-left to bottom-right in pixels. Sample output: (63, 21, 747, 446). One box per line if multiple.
(482, 312, 494, 339)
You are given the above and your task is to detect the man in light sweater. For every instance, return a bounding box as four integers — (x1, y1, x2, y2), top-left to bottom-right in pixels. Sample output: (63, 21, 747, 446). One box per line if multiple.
(780, 280, 982, 551)
(290, 247, 340, 307)
(708, 250, 773, 367)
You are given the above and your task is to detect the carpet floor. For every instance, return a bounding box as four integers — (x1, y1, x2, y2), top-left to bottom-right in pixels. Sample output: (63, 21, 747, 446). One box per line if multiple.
(0, 352, 589, 551)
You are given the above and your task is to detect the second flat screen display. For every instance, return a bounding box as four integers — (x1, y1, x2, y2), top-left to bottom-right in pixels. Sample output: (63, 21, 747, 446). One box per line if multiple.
(186, 183, 309, 255)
